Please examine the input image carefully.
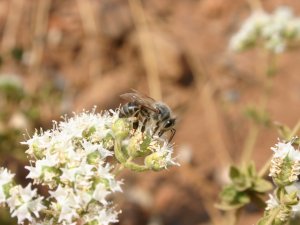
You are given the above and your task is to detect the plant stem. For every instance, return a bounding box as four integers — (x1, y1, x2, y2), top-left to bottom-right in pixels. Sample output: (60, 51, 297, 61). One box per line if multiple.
(128, 0, 162, 100)
(240, 52, 275, 168)
(114, 156, 134, 176)
(258, 158, 271, 177)
(241, 124, 259, 168)
(227, 208, 242, 225)
(264, 208, 280, 225)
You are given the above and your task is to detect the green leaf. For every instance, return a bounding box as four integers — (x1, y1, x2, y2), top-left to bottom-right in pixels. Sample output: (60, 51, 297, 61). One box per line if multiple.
(11, 47, 23, 62)
(220, 185, 238, 203)
(215, 202, 246, 210)
(253, 178, 273, 193)
(219, 185, 250, 209)
(229, 166, 241, 180)
(244, 106, 271, 126)
(246, 162, 257, 177)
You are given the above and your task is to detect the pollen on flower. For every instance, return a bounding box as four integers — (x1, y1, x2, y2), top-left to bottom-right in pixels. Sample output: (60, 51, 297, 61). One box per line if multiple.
(289, 160, 300, 182)
(269, 157, 284, 178)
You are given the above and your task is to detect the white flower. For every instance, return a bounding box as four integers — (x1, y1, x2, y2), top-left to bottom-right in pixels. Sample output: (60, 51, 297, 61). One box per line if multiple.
(96, 164, 122, 192)
(266, 194, 280, 211)
(146, 140, 179, 170)
(49, 185, 79, 223)
(0, 168, 15, 203)
(0, 167, 15, 185)
(60, 162, 94, 185)
(269, 140, 300, 183)
(285, 183, 300, 213)
(6, 184, 45, 224)
(229, 10, 270, 51)
(83, 204, 119, 225)
(13, 107, 177, 224)
(22, 130, 54, 158)
(93, 183, 110, 205)
(271, 141, 300, 160)
(25, 154, 59, 180)
(158, 142, 180, 167)
(81, 140, 112, 159)
(230, 6, 300, 53)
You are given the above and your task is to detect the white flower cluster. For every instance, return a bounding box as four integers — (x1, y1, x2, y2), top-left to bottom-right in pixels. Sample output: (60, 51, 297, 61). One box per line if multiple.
(230, 6, 300, 53)
(0, 108, 178, 225)
(264, 139, 300, 222)
(269, 140, 300, 184)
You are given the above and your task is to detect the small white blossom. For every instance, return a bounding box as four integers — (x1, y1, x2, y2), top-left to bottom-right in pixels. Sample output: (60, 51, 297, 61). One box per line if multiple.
(0, 167, 15, 203)
(25, 154, 59, 181)
(49, 185, 79, 223)
(266, 194, 280, 211)
(83, 204, 119, 225)
(93, 183, 110, 205)
(6, 184, 45, 224)
(0, 167, 15, 185)
(285, 183, 300, 213)
(271, 141, 300, 160)
(270, 139, 300, 184)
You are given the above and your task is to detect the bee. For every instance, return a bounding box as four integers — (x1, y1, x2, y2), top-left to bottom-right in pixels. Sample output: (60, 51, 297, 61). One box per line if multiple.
(119, 90, 176, 142)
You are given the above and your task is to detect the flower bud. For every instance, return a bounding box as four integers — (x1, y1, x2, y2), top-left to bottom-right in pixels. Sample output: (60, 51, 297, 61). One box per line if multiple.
(111, 119, 130, 140)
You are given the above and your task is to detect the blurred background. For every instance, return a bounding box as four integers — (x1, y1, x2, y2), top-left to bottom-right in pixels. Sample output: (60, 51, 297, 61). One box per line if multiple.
(1, 0, 300, 224)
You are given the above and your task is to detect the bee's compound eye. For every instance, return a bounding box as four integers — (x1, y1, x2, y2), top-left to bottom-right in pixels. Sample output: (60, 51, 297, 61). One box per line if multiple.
(164, 119, 175, 129)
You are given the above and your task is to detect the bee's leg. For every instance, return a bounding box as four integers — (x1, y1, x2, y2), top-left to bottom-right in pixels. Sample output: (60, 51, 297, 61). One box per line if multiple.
(152, 122, 160, 137)
(158, 128, 176, 142)
(131, 110, 141, 134)
(140, 108, 150, 133)
(132, 120, 139, 130)
(168, 128, 176, 142)
(129, 116, 139, 135)
(141, 117, 149, 133)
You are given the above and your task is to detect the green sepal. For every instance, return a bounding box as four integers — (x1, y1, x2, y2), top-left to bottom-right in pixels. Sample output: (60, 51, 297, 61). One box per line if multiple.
(114, 139, 129, 163)
(124, 161, 149, 172)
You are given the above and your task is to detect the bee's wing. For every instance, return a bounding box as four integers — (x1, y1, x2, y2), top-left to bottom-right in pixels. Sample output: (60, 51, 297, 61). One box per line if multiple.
(120, 90, 158, 112)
